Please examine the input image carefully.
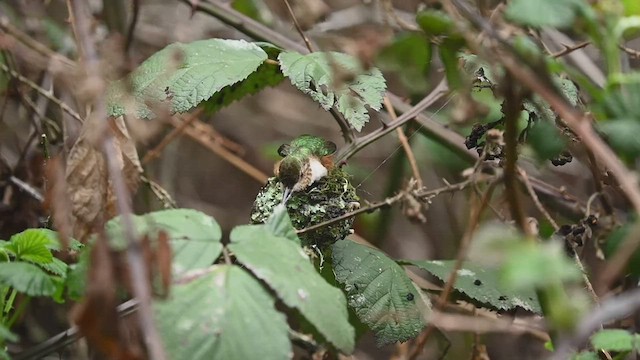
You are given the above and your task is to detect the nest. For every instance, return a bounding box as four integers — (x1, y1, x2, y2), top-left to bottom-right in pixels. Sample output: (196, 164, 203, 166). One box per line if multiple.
(250, 168, 360, 247)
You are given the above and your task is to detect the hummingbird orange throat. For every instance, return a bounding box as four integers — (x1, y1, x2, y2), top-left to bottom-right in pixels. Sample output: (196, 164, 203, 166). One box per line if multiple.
(274, 135, 337, 203)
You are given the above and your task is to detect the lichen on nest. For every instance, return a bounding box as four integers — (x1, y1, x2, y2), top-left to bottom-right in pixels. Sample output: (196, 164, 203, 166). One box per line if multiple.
(250, 167, 360, 247)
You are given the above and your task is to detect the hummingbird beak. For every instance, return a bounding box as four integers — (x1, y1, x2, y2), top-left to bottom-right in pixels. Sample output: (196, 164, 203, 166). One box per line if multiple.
(282, 187, 293, 204)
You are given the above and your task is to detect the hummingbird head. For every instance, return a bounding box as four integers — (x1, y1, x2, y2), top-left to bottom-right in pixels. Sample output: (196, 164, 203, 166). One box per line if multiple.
(277, 156, 303, 191)
(275, 135, 337, 203)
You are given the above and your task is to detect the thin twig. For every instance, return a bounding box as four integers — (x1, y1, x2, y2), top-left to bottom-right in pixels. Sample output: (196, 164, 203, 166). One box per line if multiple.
(170, 115, 269, 184)
(142, 109, 204, 165)
(297, 179, 472, 235)
(66, 1, 166, 359)
(281, 0, 314, 52)
(0, 15, 76, 70)
(125, 0, 140, 53)
(0, 63, 83, 123)
(619, 44, 640, 59)
(383, 96, 424, 187)
(518, 168, 558, 231)
(551, 41, 590, 58)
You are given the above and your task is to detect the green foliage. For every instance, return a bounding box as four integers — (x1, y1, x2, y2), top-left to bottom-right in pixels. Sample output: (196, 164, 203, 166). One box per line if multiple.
(202, 43, 284, 114)
(416, 9, 457, 36)
(106, 209, 223, 276)
(107, 39, 268, 119)
(402, 260, 541, 313)
(571, 352, 599, 360)
(229, 223, 355, 353)
(0, 229, 79, 299)
(528, 120, 567, 160)
(505, 0, 587, 29)
(332, 240, 429, 346)
(0, 262, 56, 296)
(591, 329, 640, 352)
(155, 265, 292, 360)
(501, 241, 582, 289)
(377, 33, 431, 93)
(278, 51, 386, 131)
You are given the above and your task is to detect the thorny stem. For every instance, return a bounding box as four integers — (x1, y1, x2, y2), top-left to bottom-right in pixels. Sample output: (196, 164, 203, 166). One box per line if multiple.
(66, 1, 166, 359)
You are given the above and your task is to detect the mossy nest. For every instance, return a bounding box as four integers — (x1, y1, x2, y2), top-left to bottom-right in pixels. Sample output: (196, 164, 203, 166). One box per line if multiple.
(251, 168, 360, 247)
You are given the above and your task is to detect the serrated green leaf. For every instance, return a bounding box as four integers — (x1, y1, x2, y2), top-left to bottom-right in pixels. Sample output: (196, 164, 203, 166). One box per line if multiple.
(39, 257, 68, 277)
(332, 240, 428, 346)
(202, 43, 284, 113)
(279, 51, 386, 131)
(401, 260, 541, 313)
(229, 225, 354, 353)
(6, 229, 54, 265)
(108, 39, 268, 119)
(591, 329, 637, 352)
(106, 209, 223, 277)
(155, 265, 292, 360)
(505, 0, 586, 29)
(0, 262, 56, 296)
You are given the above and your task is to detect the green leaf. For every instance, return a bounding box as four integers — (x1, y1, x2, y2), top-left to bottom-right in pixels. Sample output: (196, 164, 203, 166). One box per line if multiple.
(591, 329, 638, 352)
(106, 209, 223, 277)
(571, 352, 599, 360)
(0, 323, 17, 342)
(599, 120, 640, 161)
(265, 204, 299, 244)
(505, 0, 587, 29)
(6, 229, 54, 264)
(332, 240, 429, 346)
(202, 43, 284, 114)
(39, 258, 68, 277)
(416, 9, 456, 36)
(528, 120, 566, 160)
(377, 33, 431, 93)
(229, 224, 354, 353)
(108, 39, 268, 119)
(155, 265, 292, 360)
(278, 51, 386, 131)
(502, 242, 582, 289)
(0, 262, 56, 296)
(401, 260, 541, 313)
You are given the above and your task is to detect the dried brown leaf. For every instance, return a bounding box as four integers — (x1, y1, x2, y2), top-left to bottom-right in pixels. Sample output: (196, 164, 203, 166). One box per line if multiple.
(65, 116, 141, 241)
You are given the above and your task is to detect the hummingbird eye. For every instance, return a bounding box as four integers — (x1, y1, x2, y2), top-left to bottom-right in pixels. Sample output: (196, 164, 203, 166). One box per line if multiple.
(277, 144, 290, 157)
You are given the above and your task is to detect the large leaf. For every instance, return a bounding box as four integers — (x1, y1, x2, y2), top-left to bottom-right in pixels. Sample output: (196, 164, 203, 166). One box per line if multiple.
(505, 0, 587, 29)
(332, 240, 429, 346)
(106, 209, 222, 276)
(4, 229, 54, 264)
(401, 260, 541, 313)
(202, 43, 284, 113)
(229, 224, 355, 353)
(108, 39, 268, 119)
(279, 51, 386, 131)
(0, 262, 56, 296)
(155, 265, 292, 360)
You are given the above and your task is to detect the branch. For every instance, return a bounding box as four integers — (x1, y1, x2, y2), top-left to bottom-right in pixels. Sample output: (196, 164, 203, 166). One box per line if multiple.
(66, 1, 166, 359)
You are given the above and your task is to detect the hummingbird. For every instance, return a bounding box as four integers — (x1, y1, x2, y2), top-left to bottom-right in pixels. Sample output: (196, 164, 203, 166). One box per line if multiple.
(274, 135, 337, 203)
